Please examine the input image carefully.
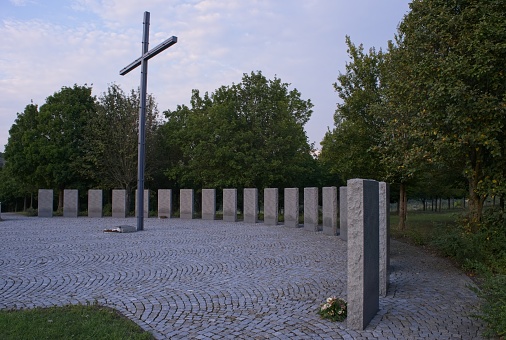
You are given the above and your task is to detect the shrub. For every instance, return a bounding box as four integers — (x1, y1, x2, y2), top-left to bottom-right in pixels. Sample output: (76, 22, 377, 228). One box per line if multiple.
(432, 208, 506, 337)
(24, 207, 38, 216)
(431, 208, 506, 275)
(472, 274, 506, 338)
(103, 203, 112, 217)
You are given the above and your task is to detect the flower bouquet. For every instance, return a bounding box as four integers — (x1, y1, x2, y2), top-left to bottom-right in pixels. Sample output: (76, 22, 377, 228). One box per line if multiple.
(318, 296, 347, 322)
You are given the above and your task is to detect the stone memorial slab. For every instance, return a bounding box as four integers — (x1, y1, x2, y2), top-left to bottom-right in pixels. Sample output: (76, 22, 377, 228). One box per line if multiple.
(347, 178, 380, 330)
(202, 189, 216, 220)
(339, 186, 348, 241)
(223, 189, 237, 222)
(88, 189, 103, 218)
(180, 189, 194, 219)
(303, 187, 319, 232)
(264, 188, 278, 225)
(243, 188, 258, 223)
(112, 189, 127, 218)
(63, 189, 78, 218)
(135, 189, 150, 217)
(284, 188, 299, 228)
(158, 189, 172, 218)
(379, 182, 391, 297)
(322, 186, 338, 235)
(38, 189, 53, 217)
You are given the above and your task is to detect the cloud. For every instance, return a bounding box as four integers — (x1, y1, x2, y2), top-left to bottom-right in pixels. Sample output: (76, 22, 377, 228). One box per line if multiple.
(9, 0, 33, 6)
(0, 0, 411, 151)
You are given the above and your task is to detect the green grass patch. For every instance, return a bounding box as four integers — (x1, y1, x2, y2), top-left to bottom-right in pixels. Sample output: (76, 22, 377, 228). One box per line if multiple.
(390, 211, 459, 246)
(0, 304, 154, 340)
(391, 209, 506, 337)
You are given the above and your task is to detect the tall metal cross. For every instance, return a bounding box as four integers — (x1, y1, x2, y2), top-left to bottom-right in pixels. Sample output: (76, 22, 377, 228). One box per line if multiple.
(120, 11, 177, 231)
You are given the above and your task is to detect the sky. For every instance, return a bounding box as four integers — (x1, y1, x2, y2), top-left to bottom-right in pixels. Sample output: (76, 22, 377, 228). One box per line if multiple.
(0, 0, 411, 153)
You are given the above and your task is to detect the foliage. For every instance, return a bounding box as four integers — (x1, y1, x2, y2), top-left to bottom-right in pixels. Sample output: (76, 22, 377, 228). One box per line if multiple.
(317, 296, 347, 322)
(392, 209, 505, 337)
(37, 85, 96, 207)
(162, 71, 316, 189)
(2, 104, 41, 207)
(392, 0, 506, 221)
(320, 37, 384, 181)
(82, 84, 160, 194)
(4, 85, 96, 210)
(0, 304, 153, 339)
(431, 208, 506, 275)
(471, 274, 506, 338)
(323, 0, 506, 226)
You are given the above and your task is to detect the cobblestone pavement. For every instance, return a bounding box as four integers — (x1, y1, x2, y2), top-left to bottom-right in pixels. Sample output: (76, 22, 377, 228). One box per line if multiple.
(0, 214, 484, 339)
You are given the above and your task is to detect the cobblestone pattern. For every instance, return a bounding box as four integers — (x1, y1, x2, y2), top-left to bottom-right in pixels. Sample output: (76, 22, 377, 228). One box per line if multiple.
(0, 214, 484, 339)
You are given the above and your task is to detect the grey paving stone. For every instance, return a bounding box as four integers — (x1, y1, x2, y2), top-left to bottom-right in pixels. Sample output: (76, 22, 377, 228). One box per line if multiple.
(0, 213, 485, 339)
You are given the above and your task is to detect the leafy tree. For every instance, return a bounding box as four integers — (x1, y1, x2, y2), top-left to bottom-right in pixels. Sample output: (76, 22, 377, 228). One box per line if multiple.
(162, 71, 316, 189)
(4, 86, 96, 211)
(34, 85, 96, 210)
(82, 84, 160, 202)
(3, 103, 40, 209)
(392, 0, 506, 222)
(320, 37, 385, 182)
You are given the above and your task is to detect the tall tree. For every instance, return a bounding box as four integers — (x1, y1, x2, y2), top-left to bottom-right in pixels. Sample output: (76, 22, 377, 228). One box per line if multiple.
(392, 0, 506, 221)
(35, 85, 96, 210)
(320, 37, 385, 181)
(82, 84, 160, 202)
(3, 103, 40, 208)
(163, 71, 316, 189)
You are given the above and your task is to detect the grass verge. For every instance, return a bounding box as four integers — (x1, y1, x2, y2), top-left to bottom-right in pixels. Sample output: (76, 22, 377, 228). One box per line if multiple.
(391, 209, 506, 338)
(0, 304, 154, 340)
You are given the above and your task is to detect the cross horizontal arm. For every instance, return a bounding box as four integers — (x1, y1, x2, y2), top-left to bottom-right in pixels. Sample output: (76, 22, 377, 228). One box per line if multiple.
(119, 36, 178, 76)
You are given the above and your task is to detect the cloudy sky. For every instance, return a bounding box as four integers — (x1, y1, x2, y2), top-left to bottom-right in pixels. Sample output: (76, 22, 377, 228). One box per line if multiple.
(0, 0, 411, 153)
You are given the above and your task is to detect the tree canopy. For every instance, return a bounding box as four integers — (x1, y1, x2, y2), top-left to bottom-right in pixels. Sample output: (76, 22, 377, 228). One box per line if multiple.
(321, 0, 506, 226)
(162, 71, 317, 189)
(82, 84, 160, 194)
(4, 85, 96, 210)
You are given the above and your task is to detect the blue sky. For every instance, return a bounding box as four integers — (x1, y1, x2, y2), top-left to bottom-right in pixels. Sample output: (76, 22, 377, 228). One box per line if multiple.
(0, 0, 411, 153)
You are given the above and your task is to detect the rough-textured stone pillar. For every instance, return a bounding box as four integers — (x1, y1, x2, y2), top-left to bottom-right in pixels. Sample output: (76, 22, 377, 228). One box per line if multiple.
(202, 189, 216, 220)
(322, 186, 338, 235)
(379, 182, 391, 297)
(135, 189, 150, 217)
(112, 189, 127, 218)
(347, 178, 380, 330)
(63, 189, 78, 217)
(264, 188, 278, 225)
(339, 186, 348, 241)
(158, 189, 172, 218)
(180, 189, 194, 219)
(284, 188, 299, 228)
(38, 189, 53, 217)
(88, 189, 103, 218)
(243, 188, 258, 223)
(303, 187, 319, 232)
(223, 189, 237, 222)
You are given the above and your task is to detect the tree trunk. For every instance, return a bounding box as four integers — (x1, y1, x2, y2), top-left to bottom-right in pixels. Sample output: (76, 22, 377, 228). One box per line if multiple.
(58, 188, 64, 212)
(468, 176, 483, 223)
(398, 182, 407, 230)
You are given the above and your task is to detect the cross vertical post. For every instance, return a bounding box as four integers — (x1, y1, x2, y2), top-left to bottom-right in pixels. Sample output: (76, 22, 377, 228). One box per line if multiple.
(120, 11, 178, 231)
